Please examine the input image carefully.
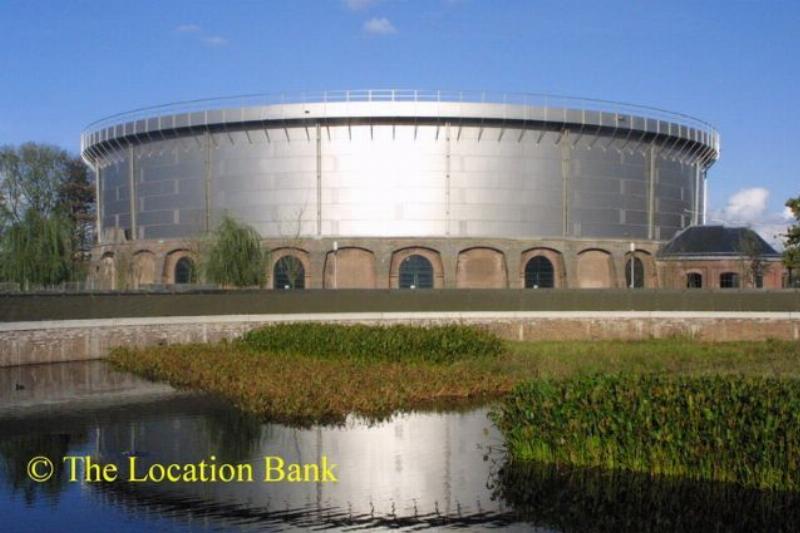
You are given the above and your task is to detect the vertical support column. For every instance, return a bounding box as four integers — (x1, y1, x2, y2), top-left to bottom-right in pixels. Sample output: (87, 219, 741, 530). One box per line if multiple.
(693, 164, 701, 226)
(702, 171, 708, 224)
(647, 144, 657, 240)
(95, 166, 103, 244)
(316, 122, 322, 236)
(128, 145, 137, 241)
(204, 131, 212, 233)
(560, 130, 571, 237)
(445, 122, 451, 236)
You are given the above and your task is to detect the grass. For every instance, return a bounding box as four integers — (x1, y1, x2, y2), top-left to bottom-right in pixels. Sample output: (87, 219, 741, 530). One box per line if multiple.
(108, 324, 800, 425)
(492, 374, 800, 491)
(237, 322, 502, 363)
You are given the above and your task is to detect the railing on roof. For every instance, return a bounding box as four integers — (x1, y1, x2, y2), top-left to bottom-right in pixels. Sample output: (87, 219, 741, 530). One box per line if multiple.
(82, 89, 719, 154)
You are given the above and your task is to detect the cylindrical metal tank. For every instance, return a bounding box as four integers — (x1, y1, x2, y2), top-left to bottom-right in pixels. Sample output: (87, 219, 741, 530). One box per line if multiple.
(81, 90, 719, 245)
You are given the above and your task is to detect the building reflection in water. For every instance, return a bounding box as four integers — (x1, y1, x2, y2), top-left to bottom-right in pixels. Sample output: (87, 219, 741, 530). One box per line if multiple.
(91, 404, 510, 527)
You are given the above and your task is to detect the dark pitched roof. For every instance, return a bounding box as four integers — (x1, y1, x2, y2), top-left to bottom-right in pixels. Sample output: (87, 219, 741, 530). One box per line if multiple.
(658, 225, 781, 258)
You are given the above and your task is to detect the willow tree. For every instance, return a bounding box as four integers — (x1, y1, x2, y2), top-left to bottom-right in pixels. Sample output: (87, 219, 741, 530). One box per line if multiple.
(0, 143, 93, 286)
(0, 209, 75, 287)
(201, 216, 268, 287)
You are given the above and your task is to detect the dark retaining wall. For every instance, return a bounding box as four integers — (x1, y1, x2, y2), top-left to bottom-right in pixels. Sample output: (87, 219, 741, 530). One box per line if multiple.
(2, 289, 800, 322)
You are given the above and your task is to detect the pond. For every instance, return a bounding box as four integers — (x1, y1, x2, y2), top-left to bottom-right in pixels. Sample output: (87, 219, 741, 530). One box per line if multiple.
(1, 361, 798, 532)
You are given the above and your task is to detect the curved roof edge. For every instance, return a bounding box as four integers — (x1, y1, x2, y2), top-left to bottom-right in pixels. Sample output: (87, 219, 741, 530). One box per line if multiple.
(80, 90, 720, 165)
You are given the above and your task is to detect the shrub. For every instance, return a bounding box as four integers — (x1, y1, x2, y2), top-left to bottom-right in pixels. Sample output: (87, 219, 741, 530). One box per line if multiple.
(237, 323, 503, 363)
(492, 374, 800, 490)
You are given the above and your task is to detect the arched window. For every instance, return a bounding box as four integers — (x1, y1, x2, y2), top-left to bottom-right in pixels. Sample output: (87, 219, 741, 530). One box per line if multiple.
(625, 257, 645, 288)
(399, 254, 433, 289)
(720, 272, 740, 289)
(274, 256, 305, 289)
(686, 272, 703, 288)
(524, 256, 555, 288)
(174, 257, 195, 284)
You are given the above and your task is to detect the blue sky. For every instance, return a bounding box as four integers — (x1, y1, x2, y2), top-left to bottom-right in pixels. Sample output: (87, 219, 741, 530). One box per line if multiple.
(0, 0, 798, 240)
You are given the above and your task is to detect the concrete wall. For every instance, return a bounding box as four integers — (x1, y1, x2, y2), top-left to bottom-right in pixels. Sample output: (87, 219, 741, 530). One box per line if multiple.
(2, 312, 799, 367)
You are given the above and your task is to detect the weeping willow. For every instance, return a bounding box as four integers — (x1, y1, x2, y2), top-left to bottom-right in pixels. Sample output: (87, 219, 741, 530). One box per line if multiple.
(202, 216, 267, 287)
(0, 209, 76, 287)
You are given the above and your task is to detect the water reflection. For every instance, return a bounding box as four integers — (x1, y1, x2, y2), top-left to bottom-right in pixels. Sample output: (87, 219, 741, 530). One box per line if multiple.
(2, 361, 799, 531)
(0, 361, 517, 531)
(493, 460, 800, 532)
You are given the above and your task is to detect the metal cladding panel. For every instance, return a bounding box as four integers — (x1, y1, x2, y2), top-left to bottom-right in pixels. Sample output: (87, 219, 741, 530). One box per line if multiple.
(212, 126, 317, 236)
(99, 153, 130, 233)
(135, 139, 206, 239)
(320, 124, 447, 237)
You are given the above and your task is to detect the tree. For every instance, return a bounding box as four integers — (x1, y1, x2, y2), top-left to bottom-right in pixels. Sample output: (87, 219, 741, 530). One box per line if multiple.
(784, 196, 800, 287)
(739, 229, 769, 288)
(58, 157, 95, 260)
(0, 209, 75, 287)
(201, 215, 268, 287)
(0, 143, 94, 286)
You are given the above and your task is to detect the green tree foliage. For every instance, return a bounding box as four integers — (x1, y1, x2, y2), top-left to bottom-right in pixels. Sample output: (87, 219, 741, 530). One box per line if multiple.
(202, 216, 268, 287)
(0, 143, 94, 286)
(784, 196, 800, 286)
(739, 229, 768, 287)
(0, 209, 75, 286)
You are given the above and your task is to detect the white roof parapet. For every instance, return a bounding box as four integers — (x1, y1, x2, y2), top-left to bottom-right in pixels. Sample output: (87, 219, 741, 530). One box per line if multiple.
(81, 89, 720, 163)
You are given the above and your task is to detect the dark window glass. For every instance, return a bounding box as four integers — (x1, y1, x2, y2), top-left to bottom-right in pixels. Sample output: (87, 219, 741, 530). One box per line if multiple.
(174, 257, 195, 284)
(720, 272, 740, 289)
(625, 257, 645, 288)
(274, 256, 305, 289)
(524, 256, 554, 288)
(755, 274, 764, 289)
(399, 254, 434, 289)
(686, 272, 703, 288)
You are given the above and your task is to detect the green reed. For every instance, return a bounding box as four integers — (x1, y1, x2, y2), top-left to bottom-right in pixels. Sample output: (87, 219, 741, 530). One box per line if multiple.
(492, 374, 800, 491)
(237, 322, 503, 363)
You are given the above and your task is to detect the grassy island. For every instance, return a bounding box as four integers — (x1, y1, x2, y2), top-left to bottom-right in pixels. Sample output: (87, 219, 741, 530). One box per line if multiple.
(110, 324, 800, 421)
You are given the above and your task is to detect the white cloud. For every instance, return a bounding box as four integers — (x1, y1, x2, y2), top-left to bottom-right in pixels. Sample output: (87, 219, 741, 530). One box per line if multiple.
(344, 0, 379, 10)
(720, 187, 769, 223)
(175, 24, 201, 33)
(175, 24, 228, 46)
(713, 187, 791, 248)
(363, 17, 397, 35)
(203, 36, 228, 47)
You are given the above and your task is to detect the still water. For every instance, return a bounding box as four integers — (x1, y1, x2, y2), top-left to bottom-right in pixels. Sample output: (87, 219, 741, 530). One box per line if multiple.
(2, 361, 800, 532)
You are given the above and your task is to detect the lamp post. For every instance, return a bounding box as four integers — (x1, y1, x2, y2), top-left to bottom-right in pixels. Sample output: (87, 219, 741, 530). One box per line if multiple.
(629, 242, 635, 289)
(333, 240, 338, 289)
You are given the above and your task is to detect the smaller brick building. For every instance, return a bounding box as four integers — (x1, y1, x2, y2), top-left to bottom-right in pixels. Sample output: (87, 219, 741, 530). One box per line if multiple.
(656, 226, 785, 289)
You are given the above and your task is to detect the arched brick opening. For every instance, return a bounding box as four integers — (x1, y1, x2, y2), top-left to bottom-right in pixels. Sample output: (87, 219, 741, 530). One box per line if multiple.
(576, 248, 615, 288)
(323, 247, 377, 289)
(624, 250, 656, 288)
(456, 247, 508, 288)
(686, 270, 704, 288)
(163, 249, 196, 284)
(98, 252, 116, 290)
(269, 247, 311, 289)
(132, 250, 156, 288)
(519, 248, 566, 288)
(389, 247, 444, 289)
